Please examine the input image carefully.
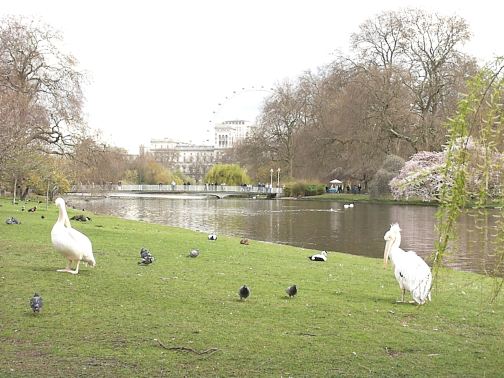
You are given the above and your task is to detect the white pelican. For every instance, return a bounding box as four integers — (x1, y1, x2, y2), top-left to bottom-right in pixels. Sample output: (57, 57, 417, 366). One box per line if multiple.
(383, 223, 432, 304)
(51, 198, 96, 274)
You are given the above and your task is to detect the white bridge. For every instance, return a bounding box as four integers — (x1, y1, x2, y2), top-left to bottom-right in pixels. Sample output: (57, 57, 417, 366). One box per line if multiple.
(69, 184, 283, 199)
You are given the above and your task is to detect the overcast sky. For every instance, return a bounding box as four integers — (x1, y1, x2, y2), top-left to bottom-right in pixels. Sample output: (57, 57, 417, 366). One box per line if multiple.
(2, 0, 502, 153)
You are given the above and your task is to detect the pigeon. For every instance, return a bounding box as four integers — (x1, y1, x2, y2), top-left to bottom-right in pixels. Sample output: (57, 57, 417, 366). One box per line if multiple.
(28, 206, 37, 212)
(239, 285, 250, 300)
(286, 285, 297, 298)
(240, 238, 249, 245)
(308, 251, 328, 262)
(30, 293, 43, 313)
(70, 214, 91, 222)
(5, 217, 21, 225)
(208, 233, 217, 240)
(138, 247, 154, 265)
(189, 249, 199, 258)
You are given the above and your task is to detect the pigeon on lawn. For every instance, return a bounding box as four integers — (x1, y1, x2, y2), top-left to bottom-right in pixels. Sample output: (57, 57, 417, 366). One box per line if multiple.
(139, 247, 154, 265)
(30, 293, 43, 313)
(239, 285, 250, 300)
(189, 249, 200, 258)
(5, 217, 21, 225)
(286, 285, 297, 298)
(208, 233, 217, 241)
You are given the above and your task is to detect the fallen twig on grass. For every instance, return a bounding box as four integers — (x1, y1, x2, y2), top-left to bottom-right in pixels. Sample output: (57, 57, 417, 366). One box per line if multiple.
(155, 339, 220, 357)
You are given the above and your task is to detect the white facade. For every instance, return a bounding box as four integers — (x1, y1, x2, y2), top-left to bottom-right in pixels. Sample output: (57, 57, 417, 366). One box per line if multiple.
(146, 120, 256, 181)
(214, 120, 255, 149)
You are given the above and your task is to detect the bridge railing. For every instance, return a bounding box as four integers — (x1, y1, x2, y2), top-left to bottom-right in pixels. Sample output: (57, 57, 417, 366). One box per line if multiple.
(70, 184, 283, 195)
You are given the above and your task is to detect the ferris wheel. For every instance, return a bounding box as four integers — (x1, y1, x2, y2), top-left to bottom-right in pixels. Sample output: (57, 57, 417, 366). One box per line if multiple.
(204, 86, 274, 143)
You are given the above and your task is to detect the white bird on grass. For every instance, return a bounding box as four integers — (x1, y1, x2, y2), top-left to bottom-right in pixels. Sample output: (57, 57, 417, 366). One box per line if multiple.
(51, 198, 96, 275)
(383, 223, 432, 304)
(308, 251, 328, 262)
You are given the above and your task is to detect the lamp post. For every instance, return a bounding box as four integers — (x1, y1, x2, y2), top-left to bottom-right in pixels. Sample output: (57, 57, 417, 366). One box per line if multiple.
(270, 168, 274, 190)
(277, 168, 281, 188)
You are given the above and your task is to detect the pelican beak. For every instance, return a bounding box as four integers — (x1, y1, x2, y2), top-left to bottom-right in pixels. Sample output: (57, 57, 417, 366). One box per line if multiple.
(383, 239, 391, 269)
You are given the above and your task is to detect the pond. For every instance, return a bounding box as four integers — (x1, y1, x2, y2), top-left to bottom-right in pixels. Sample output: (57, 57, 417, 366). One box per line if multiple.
(66, 195, 502, 275)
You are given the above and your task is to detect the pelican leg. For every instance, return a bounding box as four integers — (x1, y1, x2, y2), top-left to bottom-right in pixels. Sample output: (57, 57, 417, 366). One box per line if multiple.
(57, 259, 74, 273)
(396, 289, 406, 303)
(69, 260, 80, 275)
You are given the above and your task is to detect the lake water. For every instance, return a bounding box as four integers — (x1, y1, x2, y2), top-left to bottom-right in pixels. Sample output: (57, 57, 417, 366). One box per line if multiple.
(66, 195, 502, 275)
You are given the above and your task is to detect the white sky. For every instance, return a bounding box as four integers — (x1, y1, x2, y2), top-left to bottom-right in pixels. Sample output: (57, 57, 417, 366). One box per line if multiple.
(2, 0, 502, 153)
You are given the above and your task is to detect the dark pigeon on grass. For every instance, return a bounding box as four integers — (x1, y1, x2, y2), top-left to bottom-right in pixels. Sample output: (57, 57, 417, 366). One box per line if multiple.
(70, 214, 91, 222)
(239, 285, 250, 300)
(28, 206, 37, 212)
(138, 247, 154, 265)
(5, 217, 21, 225)
(286, 284, 297, 298)
(30, 293, 43, 313)
(189, 249, 199, 258)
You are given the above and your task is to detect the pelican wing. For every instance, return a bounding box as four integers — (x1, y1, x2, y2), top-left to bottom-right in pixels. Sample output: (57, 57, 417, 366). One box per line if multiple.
(395, 251, 432, 304)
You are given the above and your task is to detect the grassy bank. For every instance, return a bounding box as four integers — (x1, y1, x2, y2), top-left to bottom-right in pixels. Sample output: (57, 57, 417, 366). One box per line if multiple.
(305, 193, 439, 206)
(0, 197, 502, 376)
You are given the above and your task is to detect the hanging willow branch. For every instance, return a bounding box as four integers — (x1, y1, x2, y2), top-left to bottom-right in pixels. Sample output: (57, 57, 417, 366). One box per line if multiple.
(434, 58, 504, 301)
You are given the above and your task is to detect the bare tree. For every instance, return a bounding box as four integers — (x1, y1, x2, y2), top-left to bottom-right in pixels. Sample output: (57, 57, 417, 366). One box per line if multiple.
(350, 9, 475, 151)
(0, 16, 86, 157)
(258, 80, 310, 178)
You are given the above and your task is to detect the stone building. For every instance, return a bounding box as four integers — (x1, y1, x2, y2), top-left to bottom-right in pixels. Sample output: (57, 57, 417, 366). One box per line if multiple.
(145, 120, 256, 182)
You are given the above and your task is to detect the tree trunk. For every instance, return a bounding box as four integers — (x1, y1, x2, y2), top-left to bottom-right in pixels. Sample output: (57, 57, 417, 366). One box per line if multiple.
(12, 177, 17, 204)
(46, 180, 50, 210)
(20, 186, 29, 200)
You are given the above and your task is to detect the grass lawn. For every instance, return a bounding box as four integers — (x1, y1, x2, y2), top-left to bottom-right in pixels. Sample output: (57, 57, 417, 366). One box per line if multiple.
(0, 197, 503, 376)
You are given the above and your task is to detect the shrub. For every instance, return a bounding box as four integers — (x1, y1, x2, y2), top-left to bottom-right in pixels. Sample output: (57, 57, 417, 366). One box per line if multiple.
(283, 182, 325, 197)
(369, 155, 405, 198)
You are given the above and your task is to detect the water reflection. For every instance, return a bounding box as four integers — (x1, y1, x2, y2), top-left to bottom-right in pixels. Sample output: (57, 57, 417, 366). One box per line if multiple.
(67, 196, 502, 275)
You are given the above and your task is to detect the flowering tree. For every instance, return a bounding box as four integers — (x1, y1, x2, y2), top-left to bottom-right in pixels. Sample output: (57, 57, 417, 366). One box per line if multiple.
(390, 140, 503, 202)
(389, 151, 445, 201)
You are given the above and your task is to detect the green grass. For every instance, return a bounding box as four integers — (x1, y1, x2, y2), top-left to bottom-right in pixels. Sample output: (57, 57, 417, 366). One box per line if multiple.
(0, 197, 503, 377)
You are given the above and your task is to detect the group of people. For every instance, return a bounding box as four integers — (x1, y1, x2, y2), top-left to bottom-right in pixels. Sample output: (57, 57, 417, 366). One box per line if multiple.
(327, 183, 362, 194)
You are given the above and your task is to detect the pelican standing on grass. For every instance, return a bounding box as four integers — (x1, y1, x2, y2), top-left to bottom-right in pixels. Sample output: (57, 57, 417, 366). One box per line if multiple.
(51, 198, 96, 274)
(383, 223, 432, 304)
